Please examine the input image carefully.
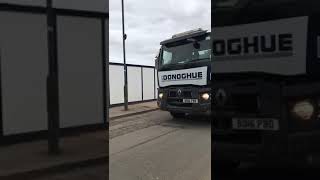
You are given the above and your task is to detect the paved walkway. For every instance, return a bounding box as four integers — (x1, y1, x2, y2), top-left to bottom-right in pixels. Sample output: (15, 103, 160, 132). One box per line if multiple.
(0, 101, 158, 179)
(109, 101, 159, 120)
(0, 131, 108, 179)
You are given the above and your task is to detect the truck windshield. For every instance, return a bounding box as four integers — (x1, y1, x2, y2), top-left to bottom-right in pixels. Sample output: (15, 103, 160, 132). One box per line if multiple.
(212, 0, 320, 76)
(213, 0, 316, 26)
(160, 37, 211, 67)
(213, 0, 241, 8)
(213, 0, 298, 9)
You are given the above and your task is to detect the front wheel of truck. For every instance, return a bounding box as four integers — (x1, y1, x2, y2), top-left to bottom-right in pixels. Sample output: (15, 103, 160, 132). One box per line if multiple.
(170, 112, 185, 119)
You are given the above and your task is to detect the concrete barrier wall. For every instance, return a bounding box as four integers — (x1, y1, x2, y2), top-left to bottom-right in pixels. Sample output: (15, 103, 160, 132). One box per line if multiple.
(109, 63, 157, 105)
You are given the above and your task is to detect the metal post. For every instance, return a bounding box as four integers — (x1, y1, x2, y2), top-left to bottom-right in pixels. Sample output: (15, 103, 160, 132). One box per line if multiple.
(46, 0, 60, 155)
(102, 19, 109, 125)
(121, 0, 128, 110)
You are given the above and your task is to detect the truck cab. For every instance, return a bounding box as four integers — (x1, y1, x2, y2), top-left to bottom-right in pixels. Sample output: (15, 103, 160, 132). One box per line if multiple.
(212, 0, 320, 170)
(156, 29, 211, 118)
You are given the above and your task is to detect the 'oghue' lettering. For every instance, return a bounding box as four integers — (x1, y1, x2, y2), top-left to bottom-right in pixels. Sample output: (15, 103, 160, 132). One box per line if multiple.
(213, 33, 293, 56)
(162, 72, 203, 81)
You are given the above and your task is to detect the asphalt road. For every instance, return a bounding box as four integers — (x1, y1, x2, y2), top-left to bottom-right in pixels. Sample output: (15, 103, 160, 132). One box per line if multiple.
(109, 110, 211, 180)
(32, 109, 320, 180)
(33, 164, 108, 180)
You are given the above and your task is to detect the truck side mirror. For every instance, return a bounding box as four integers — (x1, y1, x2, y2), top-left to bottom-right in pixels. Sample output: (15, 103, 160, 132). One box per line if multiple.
(193, 42, 200, 49)
(155, 56, 159, 70)
(155, 49, 160, 70)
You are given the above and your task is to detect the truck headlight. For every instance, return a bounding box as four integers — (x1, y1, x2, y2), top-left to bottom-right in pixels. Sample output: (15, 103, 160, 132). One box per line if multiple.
(201, 93, 210, 100)
(159, 93, 164, 99)
(291, 100, 314, 120)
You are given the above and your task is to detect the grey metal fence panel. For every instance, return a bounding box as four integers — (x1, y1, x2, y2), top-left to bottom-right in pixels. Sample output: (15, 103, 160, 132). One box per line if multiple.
(53, 0, 108, 13)
(0, 0, 109, 12)
(155, 69, 158, 99)
(0, 0, 45, 6)
(57, 15, 103, 128)
(0, 12, 48, 135)
(0, 3, 108, 139)
(142, 67, 155, 100)
(109, 64, 124, 105)
(127, 66, 142, 102)
(109, 63, 156, 105)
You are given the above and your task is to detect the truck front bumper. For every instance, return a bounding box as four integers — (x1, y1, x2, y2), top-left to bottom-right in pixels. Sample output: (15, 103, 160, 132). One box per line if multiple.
(157, 86, 211, 116)
(213, 131, 320, 167)
(213, 142, 261, 162)
(158, 99, 211, 116)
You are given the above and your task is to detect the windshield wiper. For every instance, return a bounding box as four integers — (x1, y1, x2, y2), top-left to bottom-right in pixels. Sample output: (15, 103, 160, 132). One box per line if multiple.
(161, 62, 186, 66)
(188, 58, 210, 62)
(160, 58, 210, 67)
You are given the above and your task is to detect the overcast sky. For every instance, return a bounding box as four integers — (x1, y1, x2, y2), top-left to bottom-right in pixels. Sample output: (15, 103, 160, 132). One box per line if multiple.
(109, 0, 211, 66)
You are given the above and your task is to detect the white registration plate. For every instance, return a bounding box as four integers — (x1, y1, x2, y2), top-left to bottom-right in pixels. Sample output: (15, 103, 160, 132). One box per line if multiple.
(183, 99, 198, 104)
(232, 118, 279, 130)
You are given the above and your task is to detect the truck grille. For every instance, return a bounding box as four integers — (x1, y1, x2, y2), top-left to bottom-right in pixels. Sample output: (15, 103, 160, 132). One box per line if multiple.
(214, 93, 259, 113)
(167, 89, 193, 107)
(168, 90, 192, 98)
(169, 91, 177, 97)
(167, 99, 193, 107)
(230, 94, 259, 113)
(183, 91, 192, 98)
(212, 83, 261, 144)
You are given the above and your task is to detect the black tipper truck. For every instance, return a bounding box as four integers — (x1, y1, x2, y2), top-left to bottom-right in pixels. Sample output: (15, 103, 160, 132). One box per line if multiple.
(156, 29, 211, 118)
(212, 0, 320, 170)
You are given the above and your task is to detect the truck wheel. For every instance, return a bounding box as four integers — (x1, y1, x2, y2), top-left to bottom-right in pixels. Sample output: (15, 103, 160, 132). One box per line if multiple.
(170, 112, 185, 118)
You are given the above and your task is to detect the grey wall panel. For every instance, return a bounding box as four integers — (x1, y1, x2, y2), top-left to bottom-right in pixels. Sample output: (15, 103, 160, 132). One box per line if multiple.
(142, 68, 155, 100)
(127, 66, 142, 102)
(0, 0, 45, 6)
(109, 65, 124, 104)
(57, 16, 103, 128)
(53, 0, 108, 13)
(0, 12, 48, 135)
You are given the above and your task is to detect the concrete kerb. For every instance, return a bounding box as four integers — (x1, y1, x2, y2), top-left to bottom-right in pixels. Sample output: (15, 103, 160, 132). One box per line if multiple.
(1, 156, 108, 180)
(109, 108, 160, 121)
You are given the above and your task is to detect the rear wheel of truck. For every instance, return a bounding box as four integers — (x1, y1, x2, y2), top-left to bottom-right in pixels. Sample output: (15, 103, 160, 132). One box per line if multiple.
(170, 112, 185, 119)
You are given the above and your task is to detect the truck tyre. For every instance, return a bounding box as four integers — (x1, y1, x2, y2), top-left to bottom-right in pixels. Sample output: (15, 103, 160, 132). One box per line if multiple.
(170, 112, 185, 118)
